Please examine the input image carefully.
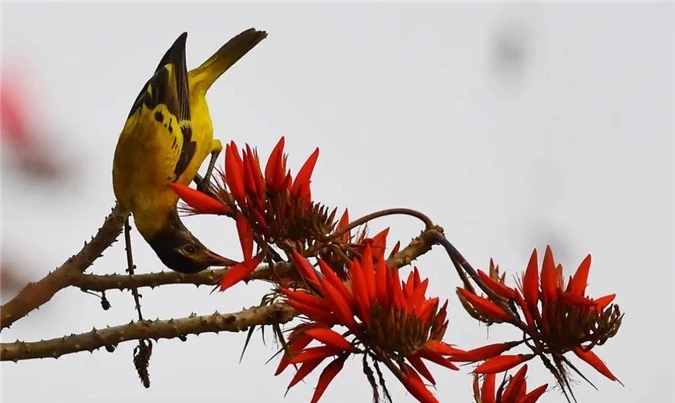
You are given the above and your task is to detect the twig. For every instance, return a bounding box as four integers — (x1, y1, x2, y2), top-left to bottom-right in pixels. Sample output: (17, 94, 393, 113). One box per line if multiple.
(0, 303, 297, 361)
(0, 203, 128, 330)
(123, 219, 153, 387)
(74, 226, 444, 293)
(124, 219, 144, 320)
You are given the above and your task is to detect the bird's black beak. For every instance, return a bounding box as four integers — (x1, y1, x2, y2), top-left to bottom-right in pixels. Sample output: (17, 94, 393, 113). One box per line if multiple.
(204, 249, 237, 267)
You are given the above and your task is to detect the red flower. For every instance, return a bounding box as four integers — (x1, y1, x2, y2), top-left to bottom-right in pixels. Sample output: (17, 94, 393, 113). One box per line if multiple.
(473, 364, 548, 403)
(276, 234, 462, 403)
(457, 246, 622, 396)
(168, 183, 230, 215)
(171, 137, 339, 290)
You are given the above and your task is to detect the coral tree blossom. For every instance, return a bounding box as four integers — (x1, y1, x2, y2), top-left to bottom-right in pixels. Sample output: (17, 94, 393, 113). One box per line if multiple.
(456, 246, 622, 397)
(277, 236, 462, 403)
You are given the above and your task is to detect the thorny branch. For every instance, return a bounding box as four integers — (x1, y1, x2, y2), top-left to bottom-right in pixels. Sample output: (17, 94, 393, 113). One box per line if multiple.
(1, 304, 297, 361)
(73, 225, 444, 293)
(0, 203, 128, 330)
(0, 209, 442, 361)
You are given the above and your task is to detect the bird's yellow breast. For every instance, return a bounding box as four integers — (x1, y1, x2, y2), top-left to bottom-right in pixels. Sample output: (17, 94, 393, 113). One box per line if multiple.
(113, 103, 183, 237)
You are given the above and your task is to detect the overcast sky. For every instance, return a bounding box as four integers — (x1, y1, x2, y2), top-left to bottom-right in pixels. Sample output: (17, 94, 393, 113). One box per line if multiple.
(2, 3, 673, 403)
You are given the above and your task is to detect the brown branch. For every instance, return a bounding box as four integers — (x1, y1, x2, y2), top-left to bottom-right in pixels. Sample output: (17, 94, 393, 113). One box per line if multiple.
(386, 225, 444, 268)
(72, 226, 445, 293)
(0, 225, 443, 361)
(0, 303, 297, 361)
(0, 203, 128, 330)
(73, 263, 291, 292)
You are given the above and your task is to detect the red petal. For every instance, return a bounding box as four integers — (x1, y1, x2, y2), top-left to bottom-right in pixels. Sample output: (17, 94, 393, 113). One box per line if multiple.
(451, 342, 516, 362)
(404, 270, 416, 298)
(375, 259, 390, 309)
(400, 371, 439, 403)
(594, 294, 616, 311)
(168, 183, 229, 215)
(416, 297, 439, 324)
(541, 246, 558, 302)
(281, 172, 292, 191)
(265, 137, 286, 191)
(337, 209, 350, 242)
(285, 299, 337, 324)
(480, 374, 496, 403)
(425, 340, 465, 356)
(291, 147, 319, 200)
(360, 245, 377, 303)
(275, 334, 312, 375)
(304, 328, 356, 353)
(559, 291, 597, 307)
(369, 228, 390, 261)
(407, 354, 436, 385)
(348, 260, 371, 325)
(247, 146, 266, 206)
(523, 249, 540, 316)
(418, 346, 459, 371)
(390, 264, 406, 310)
(501, 364, 528, 402)
(235, 213, 254, 260)
(279, 288, 328, 310)
(219, 255, 263, 291)
(319, 276, 357, 330)
(478, 270, 518, 301)
(310, 354, 348, 403)
(287, 357, 325, 389)
(521, 384, 548, 403)
(225, 142, 245, 206)
(388, 240, 401, 259)
(289, 346, 339, 365)
(573, 347, 618, 381)
(291, 250, 321, 291)
(457, 288, 512, 322)
(567, 254, 592, 295)
(409, 277, 430, 314)
(516, 294, 536, 329)
(318, 260, 354, 308)
(474, 354, 533, 374)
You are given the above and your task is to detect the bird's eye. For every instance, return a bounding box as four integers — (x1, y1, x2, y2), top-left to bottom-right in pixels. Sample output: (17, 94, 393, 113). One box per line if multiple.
(183, 245, 197, 254)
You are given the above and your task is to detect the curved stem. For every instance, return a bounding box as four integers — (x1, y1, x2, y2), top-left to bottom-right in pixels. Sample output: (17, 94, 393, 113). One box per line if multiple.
(429, 231, 528, 332)
(331, 208, 434, 240)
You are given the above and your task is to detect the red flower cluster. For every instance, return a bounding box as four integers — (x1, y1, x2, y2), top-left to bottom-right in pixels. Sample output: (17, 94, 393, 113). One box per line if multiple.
(277, 234, 461, 403)
(171, 137, 340, 290)
(457, 246, 622, 395)
(168, 135, 623, 402)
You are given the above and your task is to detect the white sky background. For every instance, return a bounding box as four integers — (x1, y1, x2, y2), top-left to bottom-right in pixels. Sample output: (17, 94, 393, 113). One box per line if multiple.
(1, 2, 673, 403)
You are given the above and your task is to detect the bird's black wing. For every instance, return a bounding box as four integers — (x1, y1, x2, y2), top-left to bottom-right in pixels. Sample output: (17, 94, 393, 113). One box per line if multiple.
(126, 32, 196, 181)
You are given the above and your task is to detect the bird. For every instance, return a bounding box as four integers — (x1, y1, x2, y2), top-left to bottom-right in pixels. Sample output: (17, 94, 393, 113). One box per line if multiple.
(113, 28, 267, 273)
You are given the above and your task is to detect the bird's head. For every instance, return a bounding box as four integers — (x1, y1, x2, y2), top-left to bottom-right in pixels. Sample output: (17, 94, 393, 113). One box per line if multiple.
(148, 221, 234, 274)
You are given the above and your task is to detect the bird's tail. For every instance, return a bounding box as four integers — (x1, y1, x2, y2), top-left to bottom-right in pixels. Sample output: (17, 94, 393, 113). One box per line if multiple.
(190, 28, 267, 95)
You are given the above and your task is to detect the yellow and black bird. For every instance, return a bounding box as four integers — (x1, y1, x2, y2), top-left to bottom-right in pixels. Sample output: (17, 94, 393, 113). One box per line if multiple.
(113, 28, 267, 273)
